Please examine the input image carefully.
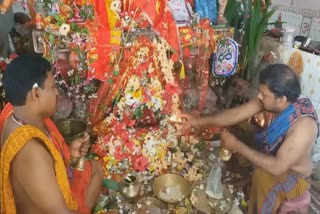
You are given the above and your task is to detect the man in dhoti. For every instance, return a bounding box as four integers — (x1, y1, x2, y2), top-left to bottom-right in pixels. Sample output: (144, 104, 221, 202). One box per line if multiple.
(185, 64, 319, 214)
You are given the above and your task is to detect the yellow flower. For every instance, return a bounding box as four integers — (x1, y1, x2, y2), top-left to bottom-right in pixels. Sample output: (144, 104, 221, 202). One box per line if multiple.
(132, 89, 142, 98)
(132, 139, 140, 145)
(103, 156, 109, 162)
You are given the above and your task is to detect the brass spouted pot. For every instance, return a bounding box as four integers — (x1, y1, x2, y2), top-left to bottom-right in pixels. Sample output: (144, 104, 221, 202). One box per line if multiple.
(119, 173, 142, 201)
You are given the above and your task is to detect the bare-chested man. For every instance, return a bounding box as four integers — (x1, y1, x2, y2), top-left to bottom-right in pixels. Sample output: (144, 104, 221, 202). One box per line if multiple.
(1, 54, 104, 214)
(185, 64, 319, 214)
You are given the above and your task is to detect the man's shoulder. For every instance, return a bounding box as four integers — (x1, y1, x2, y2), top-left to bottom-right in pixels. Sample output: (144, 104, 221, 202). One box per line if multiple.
(2, 125, 54, 165)
(11, 138, 54, 172)
(294, 116, 317, 128)
(288, 116, 318, 139)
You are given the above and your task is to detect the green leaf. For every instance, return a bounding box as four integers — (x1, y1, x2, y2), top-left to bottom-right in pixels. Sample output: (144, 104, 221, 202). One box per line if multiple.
(49, 34, 55, 44)
(80, 28, 89, 34)
(71, 22, 76, 30)
(92, 203, 104, 213)
(133, 106, 143, 119)
(107, 79, 113, 84)
(113, 70, 119, 76)
(102, 179, 120, 191)
(54, 14, 62, 22)
(194, 141, 206, 151)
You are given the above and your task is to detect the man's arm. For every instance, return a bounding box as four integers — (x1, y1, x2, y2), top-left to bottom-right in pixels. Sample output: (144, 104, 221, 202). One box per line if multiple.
(187, 98, 263, 128)
(232, 116, 317, 177)
(11, 139, 80, 214)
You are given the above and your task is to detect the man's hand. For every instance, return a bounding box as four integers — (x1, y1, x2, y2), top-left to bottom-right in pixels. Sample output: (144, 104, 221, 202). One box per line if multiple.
(69, 134, 90, 158)
(169, 113, 195, 130)
(23, 20, 35, 29)
(182, 115, 197, 129)
(220, 130, 240, 152)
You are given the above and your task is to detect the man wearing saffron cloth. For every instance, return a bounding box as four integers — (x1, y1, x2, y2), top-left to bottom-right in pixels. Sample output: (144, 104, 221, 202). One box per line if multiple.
(0, 54, 104, 214)
(184, 64, 319, 214)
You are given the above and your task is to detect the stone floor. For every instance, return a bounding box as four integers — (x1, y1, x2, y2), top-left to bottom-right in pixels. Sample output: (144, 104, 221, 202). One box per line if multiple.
(310, 163, 320, 214)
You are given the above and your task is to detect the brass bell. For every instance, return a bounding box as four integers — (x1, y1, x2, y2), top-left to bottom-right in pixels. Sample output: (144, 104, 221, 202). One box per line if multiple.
(75, 156, 86, 171)
(219, 148, 232, 161)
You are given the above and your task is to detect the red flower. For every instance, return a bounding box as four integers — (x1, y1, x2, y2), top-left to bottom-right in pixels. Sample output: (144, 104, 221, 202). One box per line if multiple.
(124, 139, 134, 151)
(114, 146, 126, 161)
(165, 83, 181, 95)
(9, 53, 18, 60)
(0, 61, 7, 72)
(123, 114, 136, 127)
(133, 155, 148, 171)
(91, 143, 105, 157)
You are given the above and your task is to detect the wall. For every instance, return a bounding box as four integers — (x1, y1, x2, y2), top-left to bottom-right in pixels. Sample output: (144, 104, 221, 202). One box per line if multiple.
(269, 0, 320, 42)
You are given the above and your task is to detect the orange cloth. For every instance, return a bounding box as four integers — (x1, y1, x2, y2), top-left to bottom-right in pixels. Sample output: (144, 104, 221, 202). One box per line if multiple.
(0, 103, 92, 214)
(0, 125, 78, 213)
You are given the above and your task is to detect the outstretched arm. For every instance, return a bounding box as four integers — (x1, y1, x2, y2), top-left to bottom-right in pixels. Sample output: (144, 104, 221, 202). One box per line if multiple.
(11, 139, 80, 214)
(185, 98, 263, 128)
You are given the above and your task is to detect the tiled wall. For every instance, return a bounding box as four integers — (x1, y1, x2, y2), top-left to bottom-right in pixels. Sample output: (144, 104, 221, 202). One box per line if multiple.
(269, 0, 320, 42)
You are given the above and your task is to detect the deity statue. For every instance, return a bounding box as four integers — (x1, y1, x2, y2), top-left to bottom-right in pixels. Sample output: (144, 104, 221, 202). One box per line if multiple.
(217, 0, 228, 25)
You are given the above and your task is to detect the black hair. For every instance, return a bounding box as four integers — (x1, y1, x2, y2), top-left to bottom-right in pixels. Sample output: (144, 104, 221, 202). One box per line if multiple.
(259, 64, 301, 103)
(3, 54, 52, 106)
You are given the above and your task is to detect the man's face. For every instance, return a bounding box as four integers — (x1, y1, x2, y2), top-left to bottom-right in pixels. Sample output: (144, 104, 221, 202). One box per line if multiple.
(37, 71, 59, 116)
(256, 84, 282, 113)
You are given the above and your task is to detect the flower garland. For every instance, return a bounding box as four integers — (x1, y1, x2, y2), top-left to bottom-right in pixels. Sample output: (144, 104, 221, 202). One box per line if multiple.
(92, 35, 183, 177)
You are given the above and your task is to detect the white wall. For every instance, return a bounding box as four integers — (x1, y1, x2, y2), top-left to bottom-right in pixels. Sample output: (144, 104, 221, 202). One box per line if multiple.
(273, 0, 320, 10)
(269, 0, 320, 41)
(292, 0, 320, 11)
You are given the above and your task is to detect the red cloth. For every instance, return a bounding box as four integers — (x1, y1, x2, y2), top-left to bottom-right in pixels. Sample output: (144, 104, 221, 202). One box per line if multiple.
(0, 103, 92, 214)
(129, 0, 180, 60)
(70, 161, 92, 214)
(89, 0, 112, 80)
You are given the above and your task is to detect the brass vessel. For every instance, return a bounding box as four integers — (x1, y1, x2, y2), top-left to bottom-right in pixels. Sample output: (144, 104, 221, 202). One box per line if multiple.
(74, 157, 86, 171)
(56, 119, 88, 144)
(119, 173, 142, 201)
(56, 119, 88, 171)
(219, 148, 232, 161)
(153, 174, 191, 203)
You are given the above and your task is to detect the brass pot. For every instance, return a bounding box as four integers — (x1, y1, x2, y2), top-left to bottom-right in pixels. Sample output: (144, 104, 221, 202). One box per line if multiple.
(56, 119, 88, 145)
(56, 119, 88, 171)
(119, 173, 142, 201)
(153, 174, 191, 203)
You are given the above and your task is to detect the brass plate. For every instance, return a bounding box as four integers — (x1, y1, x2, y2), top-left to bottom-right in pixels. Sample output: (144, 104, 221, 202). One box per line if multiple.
(190, 181, 233, 214)
(134, 197, 168, 213)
